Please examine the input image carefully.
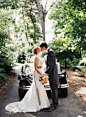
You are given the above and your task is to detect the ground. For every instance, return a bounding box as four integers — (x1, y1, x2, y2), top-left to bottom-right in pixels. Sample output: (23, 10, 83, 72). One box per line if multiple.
(66, 68, 86, 104)
(0, 70, 15, 100)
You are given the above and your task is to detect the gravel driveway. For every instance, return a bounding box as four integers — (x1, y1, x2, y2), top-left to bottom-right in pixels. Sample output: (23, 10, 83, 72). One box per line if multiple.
(0, 64, 86, 117)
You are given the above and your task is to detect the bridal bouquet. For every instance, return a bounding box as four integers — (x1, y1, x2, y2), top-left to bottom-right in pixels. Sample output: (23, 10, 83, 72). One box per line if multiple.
(39, 74, 48, 84)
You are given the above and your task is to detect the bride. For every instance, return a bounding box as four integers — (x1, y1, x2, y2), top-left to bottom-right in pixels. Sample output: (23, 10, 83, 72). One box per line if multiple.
(5, 47, 50, 113)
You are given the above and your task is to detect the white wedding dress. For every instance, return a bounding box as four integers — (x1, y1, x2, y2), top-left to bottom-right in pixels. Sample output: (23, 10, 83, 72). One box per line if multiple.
(5, 56, 50, 113)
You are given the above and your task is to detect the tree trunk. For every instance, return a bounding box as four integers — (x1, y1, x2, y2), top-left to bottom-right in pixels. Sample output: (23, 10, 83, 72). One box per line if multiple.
(29, 13, 36, 43)
(65, 57, 67, 68)
(35, 0, 56, 41)
(42, 11, 45, 41)
(36, 0, 46, 41)
(85, 0, 86, 8)
(22, 13, 28, 42)
(79, 38, 82, 58)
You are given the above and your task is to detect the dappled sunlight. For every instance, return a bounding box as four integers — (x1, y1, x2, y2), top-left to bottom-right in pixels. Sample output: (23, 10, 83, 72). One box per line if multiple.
(67, 69, 86, 104)
(77, 115, 83, 117)
(76, 87, 86, 103)
(13, 63, 23, 69)
(13, 63, 23, 74)
(76, 87, 86, 96)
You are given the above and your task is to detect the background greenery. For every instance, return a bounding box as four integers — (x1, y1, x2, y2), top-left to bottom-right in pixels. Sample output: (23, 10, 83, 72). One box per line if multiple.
(0, 0, 86, 81)
(49, 0, 86, 67)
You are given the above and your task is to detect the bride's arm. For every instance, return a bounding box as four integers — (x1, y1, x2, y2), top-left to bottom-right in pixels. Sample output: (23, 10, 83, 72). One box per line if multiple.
(34, 57, 42, 76)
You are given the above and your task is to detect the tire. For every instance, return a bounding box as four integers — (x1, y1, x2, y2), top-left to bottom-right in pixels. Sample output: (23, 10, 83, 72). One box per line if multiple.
(46, 90, 51, 98)
(18, 80, 27, 100)
(59, 78, 68, 98)
(61, 88, 68, 98)
(58, 88, 62, 97)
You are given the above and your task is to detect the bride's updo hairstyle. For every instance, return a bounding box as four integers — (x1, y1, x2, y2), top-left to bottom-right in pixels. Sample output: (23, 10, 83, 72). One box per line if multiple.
(33, 47, 40, 55)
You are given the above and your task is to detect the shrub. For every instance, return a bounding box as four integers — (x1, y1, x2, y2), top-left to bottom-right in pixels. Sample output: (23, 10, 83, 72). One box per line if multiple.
(17, 51, 26, 63)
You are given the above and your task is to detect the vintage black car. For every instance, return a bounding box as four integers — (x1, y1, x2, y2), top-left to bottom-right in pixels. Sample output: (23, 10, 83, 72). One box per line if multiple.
(18, 62, 68, 100)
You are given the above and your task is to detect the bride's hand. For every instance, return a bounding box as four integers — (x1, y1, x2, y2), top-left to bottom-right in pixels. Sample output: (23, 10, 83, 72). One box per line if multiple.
(40, 74, 44, 77)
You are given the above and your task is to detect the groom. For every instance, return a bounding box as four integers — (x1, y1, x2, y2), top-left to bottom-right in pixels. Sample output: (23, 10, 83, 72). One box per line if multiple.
(40, 42, 59, 112)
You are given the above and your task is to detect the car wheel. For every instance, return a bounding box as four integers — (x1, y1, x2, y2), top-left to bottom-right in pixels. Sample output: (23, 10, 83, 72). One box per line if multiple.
(59, 78, 68, 98)
(46, 90, 51, 98)
(18, 80, 27, 100)
(61, 88, 68, 98)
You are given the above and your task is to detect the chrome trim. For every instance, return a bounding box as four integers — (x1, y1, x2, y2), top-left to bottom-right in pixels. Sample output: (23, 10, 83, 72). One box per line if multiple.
(58, 84, 69, 88)
(18, 83, 69, 90)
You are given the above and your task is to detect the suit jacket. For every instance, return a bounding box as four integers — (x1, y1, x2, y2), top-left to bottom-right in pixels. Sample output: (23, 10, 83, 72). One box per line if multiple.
(45, 48, 59, 86)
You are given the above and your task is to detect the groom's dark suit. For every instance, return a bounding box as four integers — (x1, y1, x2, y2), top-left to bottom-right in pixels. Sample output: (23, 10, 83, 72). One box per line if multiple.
(45, 48, 59, 106)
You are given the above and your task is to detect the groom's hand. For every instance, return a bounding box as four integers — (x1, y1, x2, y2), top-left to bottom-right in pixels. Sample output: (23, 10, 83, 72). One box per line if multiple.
(44, 73, 48, 76)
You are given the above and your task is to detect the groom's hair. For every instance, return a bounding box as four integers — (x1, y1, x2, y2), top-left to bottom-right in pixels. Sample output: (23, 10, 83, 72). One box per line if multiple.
(39, 41, 48, 48)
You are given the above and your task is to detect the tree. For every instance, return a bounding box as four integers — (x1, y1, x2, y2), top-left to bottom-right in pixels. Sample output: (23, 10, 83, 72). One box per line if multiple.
(49, 0, 86, 58)
(0, 10, 14, 81)
(0, 0, 19, 9)
(35, 0, 58, 41)
(21, 0, 42, 43)
(49, 38, 80, 67)
(0, 0, 41, 81)
(20, 0, 59, 41)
